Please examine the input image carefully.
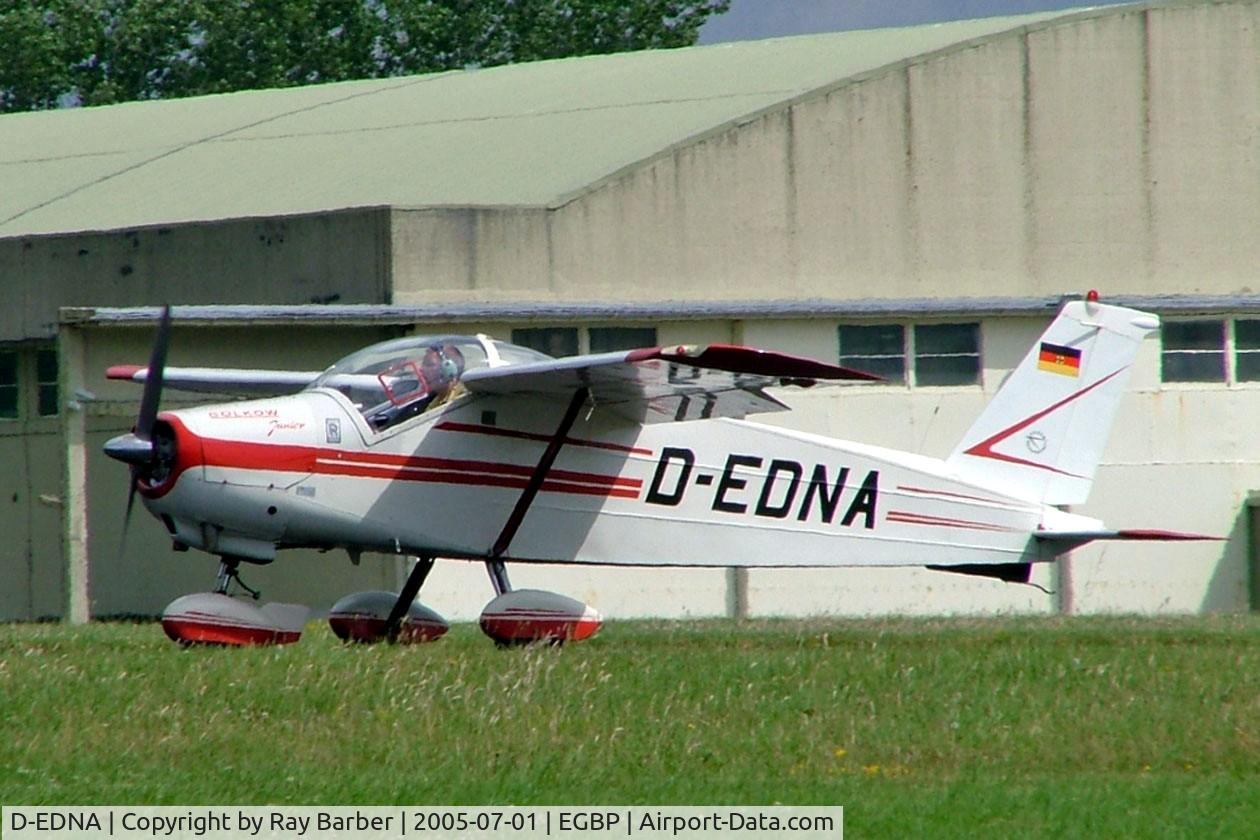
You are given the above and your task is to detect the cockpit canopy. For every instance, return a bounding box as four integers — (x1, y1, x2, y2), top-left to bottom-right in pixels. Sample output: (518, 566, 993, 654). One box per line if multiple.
(307, 334, 552, 431)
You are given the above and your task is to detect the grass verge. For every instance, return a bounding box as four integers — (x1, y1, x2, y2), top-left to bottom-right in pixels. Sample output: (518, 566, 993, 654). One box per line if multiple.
(2, 615, 1258, 837)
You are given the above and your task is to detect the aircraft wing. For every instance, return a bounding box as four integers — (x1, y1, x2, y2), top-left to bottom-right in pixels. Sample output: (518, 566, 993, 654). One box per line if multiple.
(107, 365, 321, 396)
(461, 344, 880, 423)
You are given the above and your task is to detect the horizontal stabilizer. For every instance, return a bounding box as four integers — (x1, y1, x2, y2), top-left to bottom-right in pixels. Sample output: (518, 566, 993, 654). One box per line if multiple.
(1036, 528, 1222, 545)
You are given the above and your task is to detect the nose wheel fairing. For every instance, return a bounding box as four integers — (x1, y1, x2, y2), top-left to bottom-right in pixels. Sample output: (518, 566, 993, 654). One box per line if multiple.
(160, 593, 309, 646)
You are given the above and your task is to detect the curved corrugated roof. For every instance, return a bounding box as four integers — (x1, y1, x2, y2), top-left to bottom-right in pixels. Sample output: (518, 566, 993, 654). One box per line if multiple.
(0, 6, 1102, 237)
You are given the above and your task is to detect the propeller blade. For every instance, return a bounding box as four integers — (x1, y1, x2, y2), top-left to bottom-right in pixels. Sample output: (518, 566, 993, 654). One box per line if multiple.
(135, 305, 172, 440)
(113, 305, 171, 562)
(119, 472, 140, 557)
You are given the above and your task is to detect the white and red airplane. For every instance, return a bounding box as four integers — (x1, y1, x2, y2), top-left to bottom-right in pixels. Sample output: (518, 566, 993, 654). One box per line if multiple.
(104, 294, 1211, 646)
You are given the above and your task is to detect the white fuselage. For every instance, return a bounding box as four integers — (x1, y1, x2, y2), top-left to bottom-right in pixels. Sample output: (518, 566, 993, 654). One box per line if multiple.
(143, 387, 1086, 569)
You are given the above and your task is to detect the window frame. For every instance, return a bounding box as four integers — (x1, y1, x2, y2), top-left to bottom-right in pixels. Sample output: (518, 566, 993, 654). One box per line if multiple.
(911, 322, 982, 388)
(1232, 318, 1260, 384)
(0, 350, 18, 421)
(510, 325, 659, 358)
(0, 343, 60, 423)
(1160, 319, 1227, 384)
(1156, 317, 1260, 387)
(838, 323, 907, 385)
(36, 347, 58, 418)
(837, 320, 982, 389)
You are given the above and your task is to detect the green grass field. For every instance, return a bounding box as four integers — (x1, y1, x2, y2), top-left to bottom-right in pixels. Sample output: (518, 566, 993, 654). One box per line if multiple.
(3, 615, 1259, 837)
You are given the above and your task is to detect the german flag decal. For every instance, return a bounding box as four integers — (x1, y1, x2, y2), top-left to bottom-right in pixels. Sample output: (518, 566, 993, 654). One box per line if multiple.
(1038, 342, 1082, 377)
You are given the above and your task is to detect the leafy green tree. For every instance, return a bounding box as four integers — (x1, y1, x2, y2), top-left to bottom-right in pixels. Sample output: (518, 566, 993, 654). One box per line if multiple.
(0, 0, 729, 112)
(0, 3, 69, 111)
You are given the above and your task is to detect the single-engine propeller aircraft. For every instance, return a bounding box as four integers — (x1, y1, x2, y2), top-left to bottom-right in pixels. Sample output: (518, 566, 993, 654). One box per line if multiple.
(104, 294, 1212, 646)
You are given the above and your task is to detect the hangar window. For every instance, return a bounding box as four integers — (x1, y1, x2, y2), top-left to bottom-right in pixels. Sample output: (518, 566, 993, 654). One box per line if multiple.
(36, 348, 58, 417)
(838, 322, 980, 387)
(1234, 320, 1260, 382)
(913, 323, 980, 387)
(590, 327, 657, 353)
(1161, 321, 1226, 383)
(511, 328, 579, 358)
(0, 351, 16, 419)
(838, 324, 906, 384)
(510, 326, 659, 357)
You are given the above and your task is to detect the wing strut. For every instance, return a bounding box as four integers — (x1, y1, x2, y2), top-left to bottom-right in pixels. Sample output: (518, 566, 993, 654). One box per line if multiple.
(383, 554, 435, 641)
(484, 387, 591, 593)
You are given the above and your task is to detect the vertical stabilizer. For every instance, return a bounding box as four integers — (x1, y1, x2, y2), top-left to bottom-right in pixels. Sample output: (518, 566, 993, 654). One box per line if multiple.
(945, 299, 1158, 505)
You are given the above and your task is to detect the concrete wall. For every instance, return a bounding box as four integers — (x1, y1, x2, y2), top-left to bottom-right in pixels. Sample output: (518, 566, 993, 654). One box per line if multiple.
(747, 315, 1255, 616)
(386, 1, 1260, 305)
(9, 0, 1260, 623)
(387, 312, 1250, 621)
(9, 306, 1249, 624)
(0, 209, 392, 341)
(0, 407, 64, 620)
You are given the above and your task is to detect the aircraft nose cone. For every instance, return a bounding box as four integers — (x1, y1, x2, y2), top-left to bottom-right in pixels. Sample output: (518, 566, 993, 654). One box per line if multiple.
(104, 432, 154, 466)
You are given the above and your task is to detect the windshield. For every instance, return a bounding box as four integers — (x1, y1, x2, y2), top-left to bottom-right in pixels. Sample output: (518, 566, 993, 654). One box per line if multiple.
(309, 335, 496, 431)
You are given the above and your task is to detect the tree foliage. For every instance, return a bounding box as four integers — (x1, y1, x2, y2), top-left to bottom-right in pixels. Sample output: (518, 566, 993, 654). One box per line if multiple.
(0, 0, 729, 112)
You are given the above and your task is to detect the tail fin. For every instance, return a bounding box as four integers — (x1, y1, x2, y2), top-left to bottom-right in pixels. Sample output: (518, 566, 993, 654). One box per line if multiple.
(945, 298, 1158, 505)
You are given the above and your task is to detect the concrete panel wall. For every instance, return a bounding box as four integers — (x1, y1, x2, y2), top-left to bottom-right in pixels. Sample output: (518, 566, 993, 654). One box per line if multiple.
(1148, 1, 1260, 288)
(1025, 10, 1151, 290)
(390, 208, 553, 302)
(0, 209, 391, 342)
(387, 1, 1260, 306)
(546, 112, 798, 300)
(908, 36, 1030, 292)
(23, 309, 1256, 623)
(0, 425, 63, 620)
(420, 560, 729, 622)
(791, 73, 915, 290)
(746, 315, 1256, 616)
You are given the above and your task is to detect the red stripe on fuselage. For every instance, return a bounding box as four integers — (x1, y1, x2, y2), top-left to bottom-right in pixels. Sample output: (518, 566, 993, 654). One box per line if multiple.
(310, 456, 640, 498)
(435, 421, 653, 456)
(885, 511, 1019, 533)
(896, 484, 1029, 508)
(188, 432, 641, 498)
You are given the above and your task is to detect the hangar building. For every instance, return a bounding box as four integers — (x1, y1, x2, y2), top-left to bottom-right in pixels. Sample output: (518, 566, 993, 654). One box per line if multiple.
(1, 0, 1257, 622)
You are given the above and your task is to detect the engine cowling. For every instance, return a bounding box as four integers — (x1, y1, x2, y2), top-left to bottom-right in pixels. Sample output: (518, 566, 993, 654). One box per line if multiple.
(161, 593, 309, 646)
(479, 589, 602, 645)
(328, 591, 449, 644)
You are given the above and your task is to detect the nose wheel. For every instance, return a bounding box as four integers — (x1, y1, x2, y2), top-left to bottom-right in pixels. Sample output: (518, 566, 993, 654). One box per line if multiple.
(214, 557, 261, 600)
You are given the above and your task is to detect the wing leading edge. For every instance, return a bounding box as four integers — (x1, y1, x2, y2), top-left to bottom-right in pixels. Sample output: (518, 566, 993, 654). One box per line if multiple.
(107, 343, 880, 418)
(107, 365, 321, 396)
(461, 344, 881, 423)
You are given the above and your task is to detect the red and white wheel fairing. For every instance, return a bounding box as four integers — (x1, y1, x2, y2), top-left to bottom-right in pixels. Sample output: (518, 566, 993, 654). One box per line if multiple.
(328, 591, 449, 644)
(161, 593, 309, 646)
(479, 589, 601, 645)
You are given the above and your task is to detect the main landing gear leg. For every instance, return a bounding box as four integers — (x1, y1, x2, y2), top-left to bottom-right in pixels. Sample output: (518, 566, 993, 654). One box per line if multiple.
(486, 386, 590, 571)
(477, 388, 605, 646)
(382, 554, 435, 642)
(481, 387, 586, 604)
(485, 559, 512, 596)
(213, 556, 260, 600)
